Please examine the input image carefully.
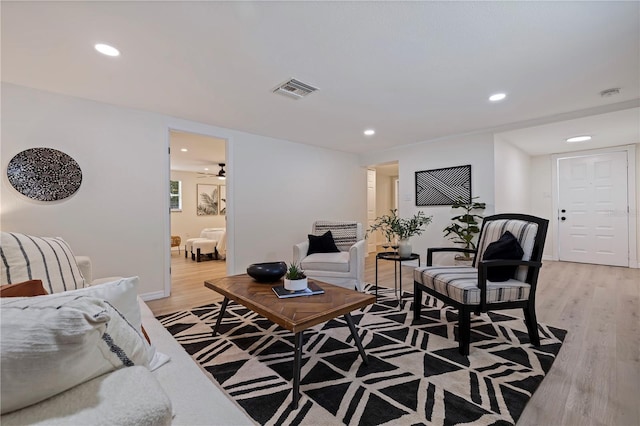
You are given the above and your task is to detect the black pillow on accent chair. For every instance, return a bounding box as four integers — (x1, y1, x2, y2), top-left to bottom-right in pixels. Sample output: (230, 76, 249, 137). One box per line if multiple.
(482, 231, 524, 282)
(307, 231, 340, 255)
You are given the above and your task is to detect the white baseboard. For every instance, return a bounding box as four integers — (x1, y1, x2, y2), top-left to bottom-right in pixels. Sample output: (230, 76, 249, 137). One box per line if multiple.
(140, 290, 167, 301)
(542, 255, 639, 268)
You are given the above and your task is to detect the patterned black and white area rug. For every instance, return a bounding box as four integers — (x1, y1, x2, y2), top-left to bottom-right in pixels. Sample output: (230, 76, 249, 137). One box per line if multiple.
(157, 284, 566, 426)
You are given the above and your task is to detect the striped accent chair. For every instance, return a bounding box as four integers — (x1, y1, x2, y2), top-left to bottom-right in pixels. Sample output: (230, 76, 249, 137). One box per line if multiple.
(293, 221, 365, 291)
(413, 214, 549, 355)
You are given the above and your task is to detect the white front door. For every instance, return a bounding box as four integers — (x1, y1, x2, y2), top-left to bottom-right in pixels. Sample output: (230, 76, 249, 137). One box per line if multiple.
(367, 169, 377, 253)
(558, 151, 629, 266)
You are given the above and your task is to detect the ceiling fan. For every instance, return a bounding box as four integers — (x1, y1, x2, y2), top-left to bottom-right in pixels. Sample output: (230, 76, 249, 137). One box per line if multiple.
(197, 163, 226, 180)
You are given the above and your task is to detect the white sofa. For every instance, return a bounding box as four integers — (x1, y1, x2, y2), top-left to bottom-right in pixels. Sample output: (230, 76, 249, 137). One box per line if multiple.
(0, 237, 249, 425)
(2, 296, 250, 425)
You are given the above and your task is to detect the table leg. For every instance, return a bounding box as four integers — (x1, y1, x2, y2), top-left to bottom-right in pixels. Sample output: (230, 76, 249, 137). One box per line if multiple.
(394, 262, 400, 308)
(344, 313, 368, 365)
(399, 260, 403, 310)
(212, 297, 229, 336)
(413, 284, 422, 322)
(292, 331, 303, 409)
(375, 256, 379, 301)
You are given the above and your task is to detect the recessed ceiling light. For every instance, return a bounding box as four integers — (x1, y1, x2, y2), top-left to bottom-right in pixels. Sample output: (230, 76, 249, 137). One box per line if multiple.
(94, 43, 120, 57)
(489, 93, 507, 102)
(364, 129, 375, 136)
(566, 135, 592, 143)
(204, 168, 209, 171)
(180, 148, 188, 152)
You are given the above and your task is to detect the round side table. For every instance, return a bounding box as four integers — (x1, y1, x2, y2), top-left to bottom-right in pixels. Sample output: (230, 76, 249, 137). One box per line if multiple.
(375, 252, 421, 309)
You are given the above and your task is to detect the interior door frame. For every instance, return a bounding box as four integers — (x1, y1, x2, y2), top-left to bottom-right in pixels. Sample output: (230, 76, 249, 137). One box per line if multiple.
(551, 144, 637, 268)
(163, 126, 234, 299)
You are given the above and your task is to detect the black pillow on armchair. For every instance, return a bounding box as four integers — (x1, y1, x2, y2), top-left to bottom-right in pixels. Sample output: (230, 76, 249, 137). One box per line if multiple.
(482, 231, 524, 282)
(308, 231, 340, 255)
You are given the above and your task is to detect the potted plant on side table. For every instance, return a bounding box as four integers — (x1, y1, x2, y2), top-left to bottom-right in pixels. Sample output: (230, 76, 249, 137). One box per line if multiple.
(368, 209, 432, 258)
(442, 196, 486, 264)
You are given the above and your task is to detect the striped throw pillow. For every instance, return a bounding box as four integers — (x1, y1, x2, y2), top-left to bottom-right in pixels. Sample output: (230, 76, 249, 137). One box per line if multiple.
(0, 232, 86, 293)
(313, 221, 359, 252)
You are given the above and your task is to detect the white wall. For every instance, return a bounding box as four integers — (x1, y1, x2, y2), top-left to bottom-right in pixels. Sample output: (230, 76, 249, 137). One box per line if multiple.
(230, 132, 367, 270)
(530, 156, 554, 257)
(374, 174, 395, 245)
(2, 84, 170, 296)
(169, 170, 226, 247)
(1, 84, 366, 297)
(494, 138, 531, 213)
(361, 133, 496, 263)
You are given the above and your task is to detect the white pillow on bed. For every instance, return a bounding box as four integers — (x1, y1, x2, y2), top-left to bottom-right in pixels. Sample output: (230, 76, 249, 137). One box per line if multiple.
(0, 295, 151, 414)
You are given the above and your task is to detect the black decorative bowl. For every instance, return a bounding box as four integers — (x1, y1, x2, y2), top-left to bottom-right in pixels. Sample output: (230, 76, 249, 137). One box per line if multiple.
(246, 261, 287, 283)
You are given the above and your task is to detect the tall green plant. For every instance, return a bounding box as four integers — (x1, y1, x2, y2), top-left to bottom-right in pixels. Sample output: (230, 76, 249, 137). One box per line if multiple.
(443, 196, 486, 259)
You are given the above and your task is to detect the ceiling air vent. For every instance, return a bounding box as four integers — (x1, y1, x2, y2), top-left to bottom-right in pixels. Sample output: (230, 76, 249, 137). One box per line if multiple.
(273, 78, 318, 99)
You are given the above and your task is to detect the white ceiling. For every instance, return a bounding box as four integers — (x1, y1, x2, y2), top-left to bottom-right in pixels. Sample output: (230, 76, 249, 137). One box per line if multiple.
(2, 1, 639, 156)
(169, 130, 225, 173)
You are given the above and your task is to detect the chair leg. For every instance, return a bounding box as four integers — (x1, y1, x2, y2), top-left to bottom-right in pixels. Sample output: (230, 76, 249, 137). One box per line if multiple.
(458, 307, 471, 356)
(523, 303, 540, 346)
(412, 284, 423, 323)
(185, 246, 188, 258)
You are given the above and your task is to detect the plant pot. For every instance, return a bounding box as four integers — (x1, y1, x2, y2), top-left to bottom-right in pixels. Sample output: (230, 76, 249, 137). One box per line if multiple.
(454, 255, 474, 266)
(398, 239, 412, 258)
(284, 277, 308, 291)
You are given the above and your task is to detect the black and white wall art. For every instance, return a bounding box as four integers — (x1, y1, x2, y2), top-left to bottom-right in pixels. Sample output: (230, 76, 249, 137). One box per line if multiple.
(6, 148, 82, 201)
(415, 165, 471, 206)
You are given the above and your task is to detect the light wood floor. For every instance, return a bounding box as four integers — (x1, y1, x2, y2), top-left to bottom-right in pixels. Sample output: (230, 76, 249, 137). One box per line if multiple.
(147, 250, 640, 426)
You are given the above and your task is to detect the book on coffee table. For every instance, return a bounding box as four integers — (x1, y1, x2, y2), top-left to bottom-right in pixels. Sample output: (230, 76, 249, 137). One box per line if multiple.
(272, 281, 325, 299)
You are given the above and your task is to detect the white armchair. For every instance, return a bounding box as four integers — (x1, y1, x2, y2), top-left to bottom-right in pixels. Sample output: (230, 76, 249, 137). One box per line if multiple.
(293, 221, 365, 291)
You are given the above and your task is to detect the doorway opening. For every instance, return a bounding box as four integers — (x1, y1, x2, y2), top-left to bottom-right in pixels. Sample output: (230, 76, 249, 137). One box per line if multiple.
(169, 130, 229, 293)
(366, 161, 400, 253)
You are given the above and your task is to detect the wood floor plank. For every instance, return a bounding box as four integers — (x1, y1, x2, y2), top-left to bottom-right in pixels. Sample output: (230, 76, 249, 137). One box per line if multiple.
(146, 249, 640, 426)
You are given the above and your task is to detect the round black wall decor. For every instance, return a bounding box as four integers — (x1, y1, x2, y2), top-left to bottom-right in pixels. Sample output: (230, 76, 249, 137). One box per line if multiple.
(6, 148, 82, 201)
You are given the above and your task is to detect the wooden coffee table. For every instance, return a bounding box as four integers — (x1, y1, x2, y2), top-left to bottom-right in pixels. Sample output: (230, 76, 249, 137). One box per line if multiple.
(204, 274, 375, 409)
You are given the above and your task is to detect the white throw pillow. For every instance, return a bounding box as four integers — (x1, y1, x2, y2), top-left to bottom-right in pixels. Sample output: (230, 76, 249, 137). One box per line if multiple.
(62, 277, 142, 332)
(0, 232, 86, 293)
(0, 295, 151, 414)
(46, 276, 170, 372)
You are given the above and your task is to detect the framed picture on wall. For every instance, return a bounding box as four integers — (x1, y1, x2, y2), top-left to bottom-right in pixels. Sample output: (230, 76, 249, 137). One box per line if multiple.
(415, 165, 471, 206)
(197, 184, 218, 215)
(219, 185, 226, 215)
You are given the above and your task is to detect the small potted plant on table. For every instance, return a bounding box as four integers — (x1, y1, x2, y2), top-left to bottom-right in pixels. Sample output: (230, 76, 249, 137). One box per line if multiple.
(367, 209, 432, 258)
(284, 262, 308, 291)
